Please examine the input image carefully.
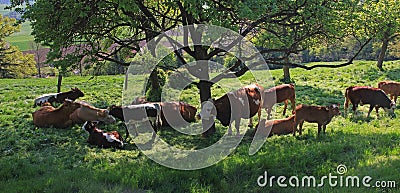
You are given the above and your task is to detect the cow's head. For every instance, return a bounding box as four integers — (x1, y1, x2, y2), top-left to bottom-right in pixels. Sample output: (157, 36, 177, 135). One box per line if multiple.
(326, 104, 341, 116)
(82, 121, 99, 133)
(97, 109, 116, 123)
(198, 99, 217, 121)
(384, 101, 397, 113)
(71, 87, 84, 97)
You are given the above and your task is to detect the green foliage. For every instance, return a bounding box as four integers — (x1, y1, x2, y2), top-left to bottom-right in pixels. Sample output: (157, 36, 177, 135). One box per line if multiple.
(1, 61, 400, 192)
(2, 44, 36, 78)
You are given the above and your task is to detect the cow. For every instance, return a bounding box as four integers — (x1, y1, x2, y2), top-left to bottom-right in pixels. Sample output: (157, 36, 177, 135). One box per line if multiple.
(33, 87, 84, 107)
(69, 101, 116, 124)
(109, 103, 162, 138)
(131, 97, 198, 126)
(254, 116, 296, 137)
(32, 99, 81, 128)
(82, 121, 123, 149)
(344, 86, 396, 117)
(294, 104, 340, 136)
(378, 81, 400, 103)
(198, 84, 262, 136)
(260, 83, 295, 120)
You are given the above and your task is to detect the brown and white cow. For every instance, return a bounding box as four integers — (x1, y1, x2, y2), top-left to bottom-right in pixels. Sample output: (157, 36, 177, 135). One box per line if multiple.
(198, 84, 262, 136)
(260, 83, 296, 120)
(82, 121, 124, 149)
(294, 104, 340, 136)
(255, 116, 296, 137)
(344, 86, 396, 117)
(32, 99, 81, 128)
(69, 101, 116, 124)
(378, 81, 400, 103)
(34, 87, 84, 107)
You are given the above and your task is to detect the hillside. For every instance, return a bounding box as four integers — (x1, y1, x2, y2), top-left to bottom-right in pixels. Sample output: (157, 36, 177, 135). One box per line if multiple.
(0, 61, 399, 192)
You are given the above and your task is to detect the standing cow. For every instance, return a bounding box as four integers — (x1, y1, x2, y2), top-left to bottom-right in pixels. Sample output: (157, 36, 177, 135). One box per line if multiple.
(294, 104, 340, 136)
(260, 83, 296, 120)
(378, 81, 400, 103)
(198, 84, 262, 136)
(344, 86, 396, 117)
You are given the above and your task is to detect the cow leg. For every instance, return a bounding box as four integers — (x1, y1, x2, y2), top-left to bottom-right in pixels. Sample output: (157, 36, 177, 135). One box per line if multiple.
(293, 119, 298, 136)
(298, 120, 304, 135)
(375, 106, 380, 117)
(394, 95, 398, 104)
(282, 100, 288, 116)
(317, 124, 322, 135)
(235, 119, 241, 136)
(290, 98, 296, 114)
(267, 108, 272, 120)
(248, 117, 253, 128)
(228, 123, 233, 135)
(367, 105, 374, 117)
(124, 125, 130, 141)
(323, 124, 327, 133)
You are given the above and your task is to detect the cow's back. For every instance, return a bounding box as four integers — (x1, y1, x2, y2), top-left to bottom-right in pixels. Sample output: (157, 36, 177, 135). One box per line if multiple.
(378, 81, 400, 95)
(349, 87, 391, 108)
(295, 104, 327, 123)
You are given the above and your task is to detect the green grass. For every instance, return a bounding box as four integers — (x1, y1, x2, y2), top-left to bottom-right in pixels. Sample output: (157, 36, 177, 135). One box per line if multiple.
(1, 61, 400, 192)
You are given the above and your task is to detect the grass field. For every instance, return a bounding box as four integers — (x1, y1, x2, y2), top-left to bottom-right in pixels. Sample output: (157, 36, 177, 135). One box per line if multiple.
(0, 61, 399, 192)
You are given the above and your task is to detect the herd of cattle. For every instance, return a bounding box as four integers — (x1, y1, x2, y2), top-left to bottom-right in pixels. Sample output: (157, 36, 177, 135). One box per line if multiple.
(31, 80, 400, 149)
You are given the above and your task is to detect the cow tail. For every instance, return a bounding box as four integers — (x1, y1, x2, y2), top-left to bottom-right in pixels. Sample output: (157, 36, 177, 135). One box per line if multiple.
(344, 87, 352, 111)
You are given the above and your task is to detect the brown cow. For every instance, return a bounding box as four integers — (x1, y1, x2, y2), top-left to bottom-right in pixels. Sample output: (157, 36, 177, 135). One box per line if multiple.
(198, 84, 262, 136)
(260, 83, 295, 120)
(69, 101, 116, 124)
(378, 81, 400, 103)
(32, 99, 81, 128)
(294, 104, 340, 136)
(344, 86, 396, 117)
(255, 116, 296, 137)
(82, 121, 124, 149)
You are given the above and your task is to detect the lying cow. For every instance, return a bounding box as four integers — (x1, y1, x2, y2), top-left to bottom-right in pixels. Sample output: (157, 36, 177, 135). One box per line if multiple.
(294, 104, 340, 136)
(198, 84, 262, 136)
(378, 81, 400, 103)
(69, 101, 116, 124)
(32, 99, 81, 128)
(255, 116, 296, 137)
(109, 103, 161, 138)
(344, 86, 396, 117)
(260, 83, 296, 120)
(82, 121, 123, 149)
(33, 87, 84, 107)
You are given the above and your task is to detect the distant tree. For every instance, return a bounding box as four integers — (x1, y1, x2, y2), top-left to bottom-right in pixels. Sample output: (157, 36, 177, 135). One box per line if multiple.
(356, 0, 400, 70)
(0, 14, 36, 78)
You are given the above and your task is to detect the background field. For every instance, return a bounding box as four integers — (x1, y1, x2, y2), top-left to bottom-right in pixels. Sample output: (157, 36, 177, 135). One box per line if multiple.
(0, 61, 399, 192)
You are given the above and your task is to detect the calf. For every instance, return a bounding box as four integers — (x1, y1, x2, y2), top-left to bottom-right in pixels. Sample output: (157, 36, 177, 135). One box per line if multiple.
(344, 86, 396, 117)
(198, 84, 262, 136)
(32, 99, 81, 128)
(260, 84, 296, 120)
(34, 87, 84, 106)
(82, 121, 123, 149)
(294, 104, 340, 136)
(69, 101, 116, 124)
(109, 103, 161, 138)
(378, 81, 400, 103)
(255, 116, 296, 137)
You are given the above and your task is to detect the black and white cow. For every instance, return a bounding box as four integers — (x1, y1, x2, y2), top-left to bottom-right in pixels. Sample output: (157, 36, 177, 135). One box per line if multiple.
(109, 103, 162, 138)
(34, 87, 84, 107)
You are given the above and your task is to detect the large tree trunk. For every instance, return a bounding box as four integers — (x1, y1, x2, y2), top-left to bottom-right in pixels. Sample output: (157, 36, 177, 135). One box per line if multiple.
(377, 34, 389, 71)
(197, 80, 215, 137)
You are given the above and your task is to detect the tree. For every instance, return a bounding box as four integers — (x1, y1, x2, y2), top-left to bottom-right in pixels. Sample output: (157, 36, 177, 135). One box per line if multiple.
(11, 0, 369, 135)
(356, 0, 400, 70)
(0, 14, 36, 78)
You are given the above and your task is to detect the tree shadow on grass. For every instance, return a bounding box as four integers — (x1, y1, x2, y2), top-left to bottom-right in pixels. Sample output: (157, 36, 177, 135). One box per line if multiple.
(385, 67, 400, 81)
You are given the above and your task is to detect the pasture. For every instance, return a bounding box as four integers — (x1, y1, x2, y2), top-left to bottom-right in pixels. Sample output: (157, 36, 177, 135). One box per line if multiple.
(0, 61, 399, 192)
